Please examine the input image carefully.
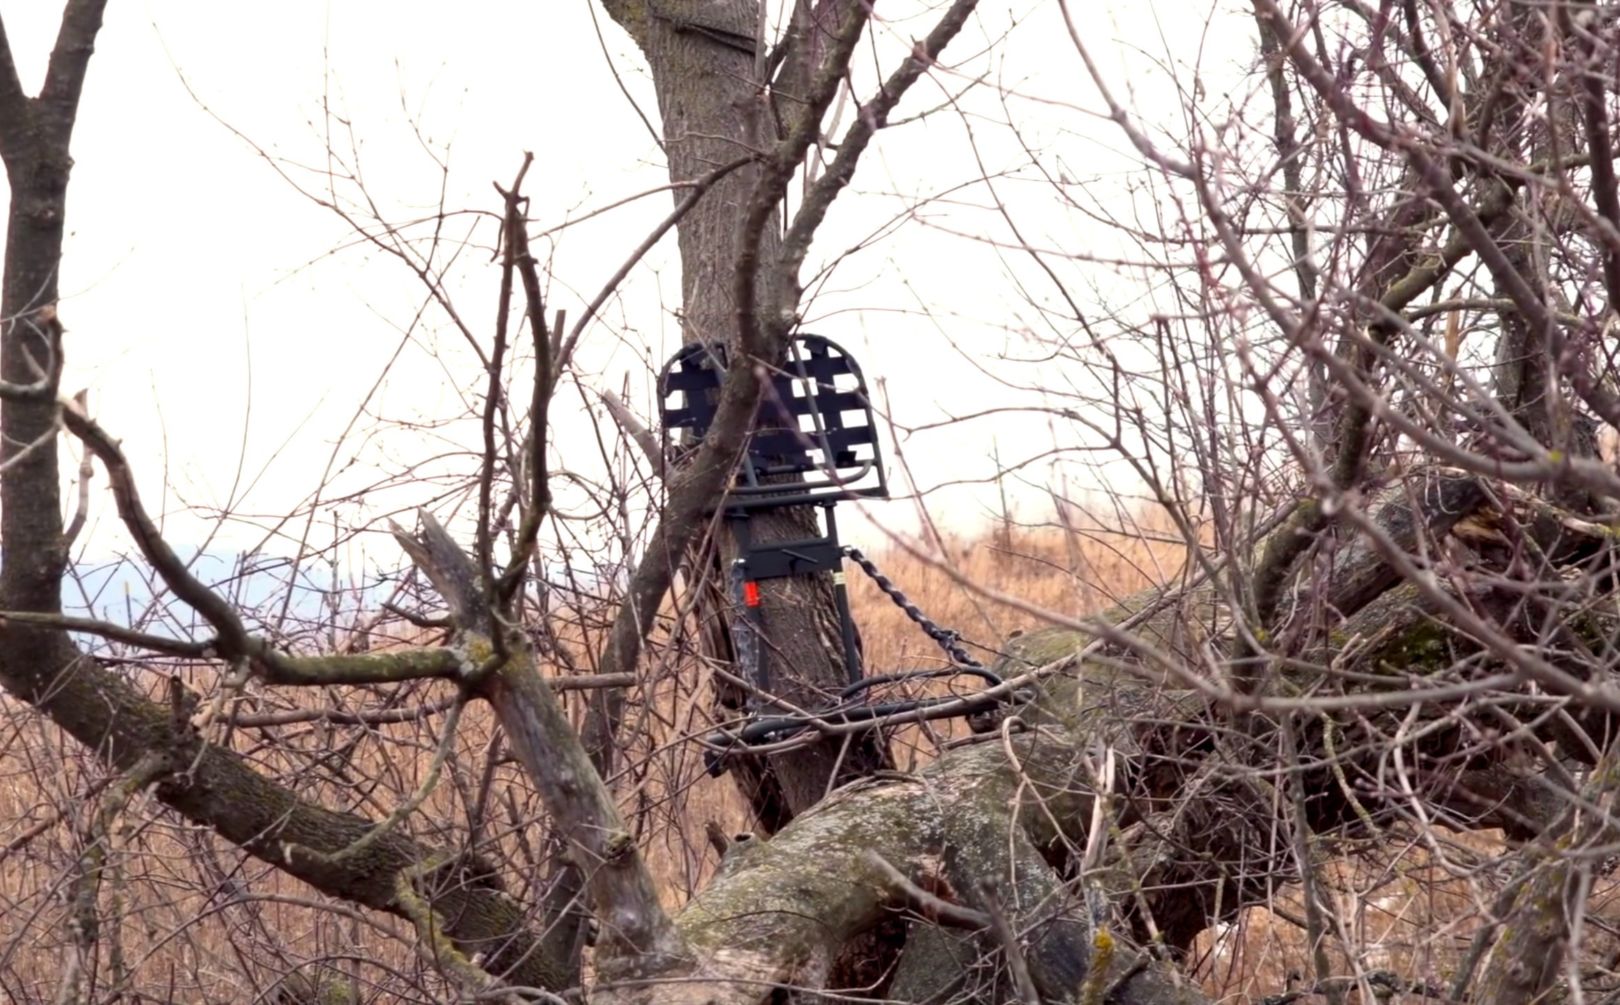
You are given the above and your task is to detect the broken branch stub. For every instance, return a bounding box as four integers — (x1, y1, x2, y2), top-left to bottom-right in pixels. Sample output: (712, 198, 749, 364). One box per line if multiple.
(392, 509, 689, 981)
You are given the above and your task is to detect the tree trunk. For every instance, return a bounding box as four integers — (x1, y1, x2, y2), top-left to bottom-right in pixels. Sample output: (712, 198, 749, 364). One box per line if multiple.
(596, 0, 889, 823)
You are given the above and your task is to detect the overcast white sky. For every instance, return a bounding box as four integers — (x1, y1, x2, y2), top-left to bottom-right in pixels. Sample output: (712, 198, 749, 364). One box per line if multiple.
(0, 1, 1256, 577)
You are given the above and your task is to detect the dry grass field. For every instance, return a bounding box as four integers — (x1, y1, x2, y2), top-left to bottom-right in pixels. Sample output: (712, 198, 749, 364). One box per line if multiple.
(0, 508, 1594, 1003)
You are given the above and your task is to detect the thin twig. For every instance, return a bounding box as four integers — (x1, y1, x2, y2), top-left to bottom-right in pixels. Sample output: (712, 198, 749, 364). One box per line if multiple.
(864, 850, 990, 929)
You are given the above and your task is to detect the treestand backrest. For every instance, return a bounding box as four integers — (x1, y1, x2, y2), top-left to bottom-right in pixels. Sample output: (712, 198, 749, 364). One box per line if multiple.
(657, 333, 889, 512)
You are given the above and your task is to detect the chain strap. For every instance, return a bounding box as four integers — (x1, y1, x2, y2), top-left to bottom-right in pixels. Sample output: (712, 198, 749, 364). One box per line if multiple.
(842, 546, 985, 669)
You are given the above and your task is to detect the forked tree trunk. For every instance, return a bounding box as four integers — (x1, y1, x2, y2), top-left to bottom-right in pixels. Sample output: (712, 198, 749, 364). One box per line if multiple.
(0, 7, 586, 988)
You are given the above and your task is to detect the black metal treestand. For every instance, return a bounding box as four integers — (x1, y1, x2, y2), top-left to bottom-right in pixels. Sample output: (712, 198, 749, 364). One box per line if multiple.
(657, 334, 1022, 776)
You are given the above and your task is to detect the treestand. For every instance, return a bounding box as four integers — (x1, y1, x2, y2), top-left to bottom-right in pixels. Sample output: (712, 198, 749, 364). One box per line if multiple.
(658, 334, 1017, 766)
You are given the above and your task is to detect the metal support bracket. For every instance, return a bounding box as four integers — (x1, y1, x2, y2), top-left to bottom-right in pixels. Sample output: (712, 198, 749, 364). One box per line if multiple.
(727, 502, 863, 687)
